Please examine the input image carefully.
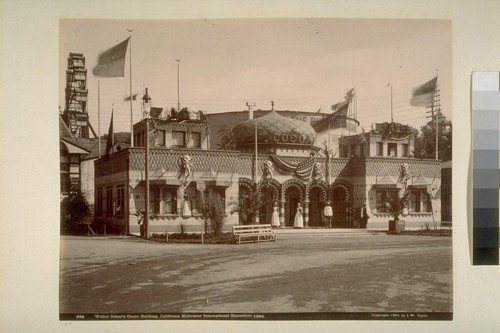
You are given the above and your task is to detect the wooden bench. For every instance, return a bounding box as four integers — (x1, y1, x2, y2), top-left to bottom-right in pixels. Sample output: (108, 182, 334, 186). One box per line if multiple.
(232, 224, 277, 244)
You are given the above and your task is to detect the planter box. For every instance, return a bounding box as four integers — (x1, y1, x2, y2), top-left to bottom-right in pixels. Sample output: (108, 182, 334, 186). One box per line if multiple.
(389, 220, 405, 234)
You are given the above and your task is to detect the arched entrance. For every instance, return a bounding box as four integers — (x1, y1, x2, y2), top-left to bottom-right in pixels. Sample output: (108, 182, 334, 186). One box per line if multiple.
(283, 180, 305, 227)
(308, 181, 328, 227)
(332, 186, 349, 227)
(238, 178, 256, 225)
(258, 179, 280, 225)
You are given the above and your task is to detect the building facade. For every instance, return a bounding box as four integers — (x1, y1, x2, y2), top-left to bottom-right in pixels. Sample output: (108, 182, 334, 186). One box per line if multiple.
(94, 108, 442, 235)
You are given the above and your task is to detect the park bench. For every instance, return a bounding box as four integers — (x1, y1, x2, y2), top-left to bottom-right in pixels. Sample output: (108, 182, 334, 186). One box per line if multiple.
(232, 224, 277, 244)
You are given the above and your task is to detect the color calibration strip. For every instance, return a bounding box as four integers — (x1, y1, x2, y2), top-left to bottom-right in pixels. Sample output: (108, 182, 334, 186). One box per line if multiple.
(472, 71, 500, 265)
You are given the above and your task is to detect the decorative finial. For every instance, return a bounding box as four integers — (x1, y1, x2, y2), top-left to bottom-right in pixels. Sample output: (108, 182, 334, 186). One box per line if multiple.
(271, 100, 275, 111)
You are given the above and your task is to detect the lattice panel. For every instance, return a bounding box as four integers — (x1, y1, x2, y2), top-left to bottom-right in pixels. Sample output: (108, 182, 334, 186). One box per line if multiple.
(365, 158, 441, 177)
(129, 148, 240, 174)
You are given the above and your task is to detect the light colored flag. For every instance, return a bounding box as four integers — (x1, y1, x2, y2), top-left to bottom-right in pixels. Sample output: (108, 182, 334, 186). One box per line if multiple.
(344, 88, 355, 100)
(410, 77, 437, 106)
(93, 38, 130, 77)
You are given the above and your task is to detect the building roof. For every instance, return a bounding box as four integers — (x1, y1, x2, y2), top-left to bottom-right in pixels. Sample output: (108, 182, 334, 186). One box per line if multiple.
(232, 109, 316, 148)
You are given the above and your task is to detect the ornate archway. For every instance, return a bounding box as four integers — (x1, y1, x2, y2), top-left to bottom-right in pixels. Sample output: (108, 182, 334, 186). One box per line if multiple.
(331, 180, 353, 227)
(283, 179, 306, 226)
(238, 178, 256, 225)
(258, 178, 281, 225)
(308, 179, 328, 227)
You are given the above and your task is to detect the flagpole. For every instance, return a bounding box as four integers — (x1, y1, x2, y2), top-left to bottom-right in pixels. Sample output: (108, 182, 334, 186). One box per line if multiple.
(98, 80, 101, 158)
(435, 75, 439, 160)
(387, 82, 393, 134)
(129, 35, 134, 147)
(176, 59, 181, 111)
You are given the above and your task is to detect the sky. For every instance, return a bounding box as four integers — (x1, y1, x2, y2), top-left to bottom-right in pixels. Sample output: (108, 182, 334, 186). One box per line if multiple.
(60, 18, 452, 134)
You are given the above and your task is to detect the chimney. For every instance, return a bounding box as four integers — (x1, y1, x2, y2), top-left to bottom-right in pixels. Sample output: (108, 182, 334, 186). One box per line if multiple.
(246, 101, 256, 120)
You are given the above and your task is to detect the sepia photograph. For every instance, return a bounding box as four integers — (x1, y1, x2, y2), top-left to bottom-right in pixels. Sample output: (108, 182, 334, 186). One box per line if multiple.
(58, 18, 453, 320)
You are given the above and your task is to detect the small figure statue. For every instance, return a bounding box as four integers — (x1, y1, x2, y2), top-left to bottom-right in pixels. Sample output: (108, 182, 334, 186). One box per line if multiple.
(313, 162, 323, 179)
(177, 154, 193, 185)
(397, 163, 410, 198)
(262, 160, 274, 179)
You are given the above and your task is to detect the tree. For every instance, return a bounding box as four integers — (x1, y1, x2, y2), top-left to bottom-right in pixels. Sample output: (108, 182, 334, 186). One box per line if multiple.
(217, 126, 237, 150)
(230, 189, 264, 225)
(413, 120, 452, 161)
(202, 189, 226, 237)
(385, 192, 410, 222)
(62, 192, 91, 234)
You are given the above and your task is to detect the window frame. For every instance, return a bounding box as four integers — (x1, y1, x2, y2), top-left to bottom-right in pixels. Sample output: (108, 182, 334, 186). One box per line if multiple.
(172, 131, 186, 147)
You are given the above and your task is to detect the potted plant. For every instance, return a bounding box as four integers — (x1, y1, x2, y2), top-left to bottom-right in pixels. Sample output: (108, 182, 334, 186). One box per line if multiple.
(385, 192, 410, 233)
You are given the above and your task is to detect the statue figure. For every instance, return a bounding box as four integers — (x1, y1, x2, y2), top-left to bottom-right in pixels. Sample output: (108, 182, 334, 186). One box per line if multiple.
(397, 163, 411, 198)
(313, 162, 323, 179)
(177, 154, 193, 185)
(262, 160, 274, 179)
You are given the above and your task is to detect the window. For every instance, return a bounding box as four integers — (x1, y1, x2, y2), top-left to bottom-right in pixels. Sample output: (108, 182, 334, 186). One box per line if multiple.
(388, 143, 397, 157)
(148, 188, 161, 214)
(172, 131, 185, 147)
(190, 132, 201, 148)
(376, 142, 383, 156)
(97, 188, 103, 215)
(184, 183, 202, 215)
(409, 190, 431, 213)
(162, 187, 177, 214)
(402, 144, 409, 157)
(351, 144, 357, 157)
(106, 187, 113, 215)
(157, 130, 166, 146)
(116, 187, 124, 216)
(376, 190, 398, 213)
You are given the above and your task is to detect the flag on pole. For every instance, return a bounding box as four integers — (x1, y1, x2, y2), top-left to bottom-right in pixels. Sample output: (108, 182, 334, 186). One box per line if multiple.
(124, 93, 138, 101)
(344, 88, 355, 101)
(410, 77, 437, 106)
(315, 100, 349, 132)
(93, 38, 130, 77)
(106, 111, 115, 156)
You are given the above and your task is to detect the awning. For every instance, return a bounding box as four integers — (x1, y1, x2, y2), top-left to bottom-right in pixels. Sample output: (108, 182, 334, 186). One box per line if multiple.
(60, 139, 90, 155)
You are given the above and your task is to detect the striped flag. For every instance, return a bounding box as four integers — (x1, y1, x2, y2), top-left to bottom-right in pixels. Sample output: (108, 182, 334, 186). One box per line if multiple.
(410, 77, 437, 106)
(93, 38, 130, 77)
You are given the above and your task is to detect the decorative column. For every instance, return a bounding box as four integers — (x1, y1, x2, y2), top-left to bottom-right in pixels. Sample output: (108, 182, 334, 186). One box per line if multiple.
(304, 201, 309, 228)
(279, 201, 285, 227)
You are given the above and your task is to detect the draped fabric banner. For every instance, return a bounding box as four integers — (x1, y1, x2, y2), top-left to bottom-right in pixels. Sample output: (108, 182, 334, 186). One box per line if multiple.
(269, 154, 316, 182)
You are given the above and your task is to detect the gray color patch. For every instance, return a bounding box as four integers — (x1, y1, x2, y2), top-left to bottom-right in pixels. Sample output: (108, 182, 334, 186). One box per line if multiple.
(473, 169, 499, 189)
(473, 150, 499, 169)
(473, 130, 499, 150)
(472, 91, 500, 111)
(473, 110, 499, 130)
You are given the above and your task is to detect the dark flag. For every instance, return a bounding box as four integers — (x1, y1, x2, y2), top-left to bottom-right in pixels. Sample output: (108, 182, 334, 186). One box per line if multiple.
(93, 38, 130, 77)
(410, 77, 437, 106)
(106, 111, 115, 156)
(314, 100, 350, 133)
(124, 93, 138, 101)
